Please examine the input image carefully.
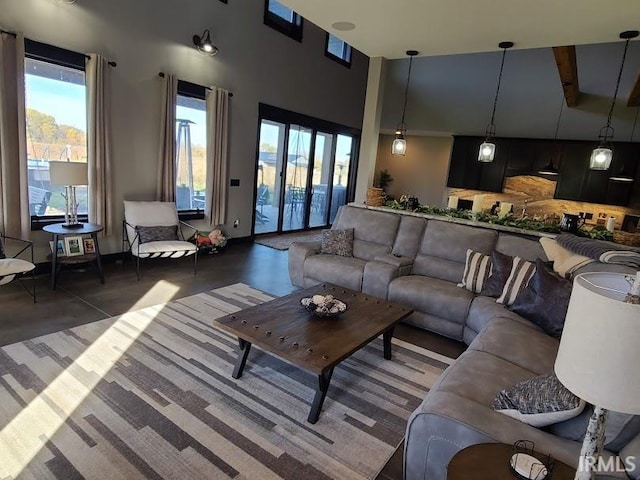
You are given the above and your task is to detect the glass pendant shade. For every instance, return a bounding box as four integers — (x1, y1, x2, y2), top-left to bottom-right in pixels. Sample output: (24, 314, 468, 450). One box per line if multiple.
(392, 133, 407, 156)
(590, 146, 613, 170)
(478, 141, 496, 162)
(392, 50, 418, 156)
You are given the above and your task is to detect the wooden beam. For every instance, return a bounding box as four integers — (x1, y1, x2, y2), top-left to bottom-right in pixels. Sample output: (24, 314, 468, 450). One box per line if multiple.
(553, 46, 580, 107)
(628, 71, 640, 106)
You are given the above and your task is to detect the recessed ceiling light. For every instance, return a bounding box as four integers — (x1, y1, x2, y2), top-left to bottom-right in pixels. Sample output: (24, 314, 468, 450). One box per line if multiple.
(331, 22, 355, 31)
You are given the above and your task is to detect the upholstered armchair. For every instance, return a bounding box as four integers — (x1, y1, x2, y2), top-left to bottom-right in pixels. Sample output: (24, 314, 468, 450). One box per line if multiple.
(122, 201, 198, 280)
(0, 232, 36, 302)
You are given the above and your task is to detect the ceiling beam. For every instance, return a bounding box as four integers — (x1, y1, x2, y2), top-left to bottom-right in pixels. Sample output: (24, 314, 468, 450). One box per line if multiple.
(552, 46, 580, 107)
(628, 71, 640, 106)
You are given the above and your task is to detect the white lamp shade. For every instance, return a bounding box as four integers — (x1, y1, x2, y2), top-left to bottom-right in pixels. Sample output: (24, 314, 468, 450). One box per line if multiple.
(555, 272, 640, 414)
(49, 161, 88, 186)
(589, 147, 613, 170)
(478, 141, 495, 162)
(392, 137, 407, 156)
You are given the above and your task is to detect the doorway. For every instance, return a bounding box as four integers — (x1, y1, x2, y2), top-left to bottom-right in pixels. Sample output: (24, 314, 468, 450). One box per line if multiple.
(253, 104, 359, 236)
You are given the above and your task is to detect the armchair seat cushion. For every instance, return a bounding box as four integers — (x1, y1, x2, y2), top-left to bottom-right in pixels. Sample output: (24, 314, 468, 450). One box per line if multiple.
(133, 241, 197, 258)
(304, 254, 367, 291)
(0, 258, 36, 285)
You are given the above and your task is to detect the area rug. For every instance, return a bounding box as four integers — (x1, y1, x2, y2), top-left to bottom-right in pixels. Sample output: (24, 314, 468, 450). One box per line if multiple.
(0, 283, 452, 480)
(255, 230, 324, 250)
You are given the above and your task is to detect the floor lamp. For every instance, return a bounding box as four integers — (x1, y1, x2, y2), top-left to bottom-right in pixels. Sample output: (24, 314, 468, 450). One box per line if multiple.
(49, 161, 88, 228)
(555, 272, 640, 479)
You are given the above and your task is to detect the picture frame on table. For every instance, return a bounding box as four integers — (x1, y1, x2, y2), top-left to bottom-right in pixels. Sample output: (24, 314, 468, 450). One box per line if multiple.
(49, 240, 66, 257)
(83, 238, 96, 255)
(64, 236, 84, 257)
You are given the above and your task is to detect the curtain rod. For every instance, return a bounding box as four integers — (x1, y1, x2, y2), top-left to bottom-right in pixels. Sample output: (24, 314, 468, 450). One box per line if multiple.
(1, 29, 17, 38)
(85, 54, 117, 67)
(159, 72, 233, 97)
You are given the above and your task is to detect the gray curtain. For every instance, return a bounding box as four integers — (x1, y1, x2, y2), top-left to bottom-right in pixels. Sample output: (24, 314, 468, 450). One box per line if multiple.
(86, 54, 113, 235)
(157, 74, 177, 202)
(0, 32, 29, 237)
(205, 87, 230, 226)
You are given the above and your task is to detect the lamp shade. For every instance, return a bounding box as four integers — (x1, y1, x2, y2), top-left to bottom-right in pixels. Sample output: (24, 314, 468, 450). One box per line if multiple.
(49, 161, 88, 186)
(392, 135, 407, 156)
(478, 141, 496, 162)
(555, 272, 640, 414)
(589, 147, 613, 170)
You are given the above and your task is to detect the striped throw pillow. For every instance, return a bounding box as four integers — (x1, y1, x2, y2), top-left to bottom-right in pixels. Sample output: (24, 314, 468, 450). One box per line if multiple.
(458, 249, 492, 294)
(496, 256, 536, 305)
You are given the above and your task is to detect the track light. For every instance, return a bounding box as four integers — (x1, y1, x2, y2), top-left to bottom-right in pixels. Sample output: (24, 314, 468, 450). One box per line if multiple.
(192, 29, 218, 56)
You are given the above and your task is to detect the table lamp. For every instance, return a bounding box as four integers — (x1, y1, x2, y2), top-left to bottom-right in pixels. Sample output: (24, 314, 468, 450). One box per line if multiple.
(555, 272, 640, 480)
(49, 161, 88, 228)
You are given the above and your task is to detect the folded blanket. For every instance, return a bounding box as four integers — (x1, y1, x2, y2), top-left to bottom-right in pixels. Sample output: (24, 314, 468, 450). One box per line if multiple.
(556, 234, 640, 268)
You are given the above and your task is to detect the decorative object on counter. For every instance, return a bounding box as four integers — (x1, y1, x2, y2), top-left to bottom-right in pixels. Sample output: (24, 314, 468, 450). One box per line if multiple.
(447, 196, 459, 210)
(471, 194, 484, 213)
(555, 272, 640, 479)
(498, 202, 513, 219)
(622, 214, 639, 233)
(300, 294, 348, 318)
(478, 41, 513, 163)
(489, 201, 500, 215)
(399, 195, 419, 211)
(589, 30, 639, 171)
(367, 169, 393, 206)
(560, 213, 580, 233)
(195, 228, 227, 254)
(374, 169, 393, 190)
(510, 441, 554, 480)
(606, 217, 616, 232)
(392, 50, 419, 156)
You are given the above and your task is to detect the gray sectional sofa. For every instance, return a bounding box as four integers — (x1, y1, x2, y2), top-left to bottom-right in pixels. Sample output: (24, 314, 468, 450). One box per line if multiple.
(288, 205, 638, 480)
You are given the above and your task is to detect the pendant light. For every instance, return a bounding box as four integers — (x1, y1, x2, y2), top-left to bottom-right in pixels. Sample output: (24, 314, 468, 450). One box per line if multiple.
(392, 50, 419, 156)
(610, 107, 639, 182)
(589, 30, 639, 170)
(538, 94, 565, 175)
(478, 41, 513, 162)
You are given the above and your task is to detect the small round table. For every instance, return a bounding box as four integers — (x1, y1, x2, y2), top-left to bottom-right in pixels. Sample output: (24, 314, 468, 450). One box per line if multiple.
(447, 443, 576, 479)
(43, 223, 105, 289)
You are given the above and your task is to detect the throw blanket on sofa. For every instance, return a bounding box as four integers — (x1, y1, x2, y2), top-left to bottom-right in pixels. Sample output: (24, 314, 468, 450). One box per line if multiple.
(556, 234, 640, 268)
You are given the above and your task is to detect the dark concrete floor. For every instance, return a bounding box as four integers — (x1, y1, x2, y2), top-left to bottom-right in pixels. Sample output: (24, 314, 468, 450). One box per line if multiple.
(0, 242, 465, 479)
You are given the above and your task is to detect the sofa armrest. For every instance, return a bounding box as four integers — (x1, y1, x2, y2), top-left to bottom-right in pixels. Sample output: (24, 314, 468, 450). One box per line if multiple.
(374, 253, 414, 269)
(363, 260, 409, 299)
(288, 241, 322, 287)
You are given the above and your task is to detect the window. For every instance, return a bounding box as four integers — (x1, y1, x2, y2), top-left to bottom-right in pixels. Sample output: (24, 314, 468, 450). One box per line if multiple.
(176, 81, 207, 212)
(264, 0, 303, 42)
(325, 33, 352, 67)
(24, 40, 87, 221)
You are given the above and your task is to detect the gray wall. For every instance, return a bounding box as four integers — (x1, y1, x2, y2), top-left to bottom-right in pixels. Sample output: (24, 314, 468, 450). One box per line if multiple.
(375, 134, 452, 207)
(1, 0, 368, 256)
(381, 42, 640, 141)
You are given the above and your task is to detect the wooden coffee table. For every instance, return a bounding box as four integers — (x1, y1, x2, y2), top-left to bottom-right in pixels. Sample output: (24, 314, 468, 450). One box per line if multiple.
(214, 283, 413, 423)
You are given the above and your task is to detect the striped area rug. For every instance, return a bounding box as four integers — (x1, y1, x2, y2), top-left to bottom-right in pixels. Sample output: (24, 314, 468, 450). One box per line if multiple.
(0, 283, 452, 480)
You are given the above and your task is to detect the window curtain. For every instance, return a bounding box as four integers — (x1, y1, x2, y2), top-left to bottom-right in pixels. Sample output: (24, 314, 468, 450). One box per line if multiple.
(157, 74, 177, 202)
(86, 54, 113, 235)
(205, 87, 229, 226)
(0, 32, 29, 237)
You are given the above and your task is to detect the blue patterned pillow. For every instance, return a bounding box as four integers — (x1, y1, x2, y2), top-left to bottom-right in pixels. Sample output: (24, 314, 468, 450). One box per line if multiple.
(136, 225, 179, 244)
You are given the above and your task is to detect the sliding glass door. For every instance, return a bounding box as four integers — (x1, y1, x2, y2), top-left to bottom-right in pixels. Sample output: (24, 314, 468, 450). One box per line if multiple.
(253, 104, 359, 236)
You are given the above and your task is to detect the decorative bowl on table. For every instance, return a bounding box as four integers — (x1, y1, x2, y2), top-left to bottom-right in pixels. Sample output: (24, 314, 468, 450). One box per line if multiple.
(300, 294, 348, 318)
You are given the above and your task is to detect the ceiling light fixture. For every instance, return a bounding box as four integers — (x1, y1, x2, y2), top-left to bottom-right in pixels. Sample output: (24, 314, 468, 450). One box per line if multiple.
(538, 94, 565, 176)
(478, 41, 513, 163)
(392, 49, 419, 156)
(609, 107, 639, 182)
(192, 29, 218, 56)
(589, 30, 639, 171)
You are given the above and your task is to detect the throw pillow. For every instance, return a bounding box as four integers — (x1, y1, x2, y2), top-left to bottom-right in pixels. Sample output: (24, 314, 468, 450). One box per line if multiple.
(481, 250, 514, 298)
(493, 373, 586, 427)
(458, 249, 492, 293)
(539, 237, 593, 279)
(321, 228, 354, 257)
(496, 256, 536, 305)
(136, 225, 179, 244)
(510, 259, 573, 338)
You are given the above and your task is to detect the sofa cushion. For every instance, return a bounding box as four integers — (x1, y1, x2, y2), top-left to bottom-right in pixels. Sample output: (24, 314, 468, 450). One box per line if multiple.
(392, 215, 427, 258)
(466, 295, 537, 335)
(388, 275, 474, 324)
(496, 233, 548, 262)
(333, 206, 400, 261)
(304, 254, 367, 291)
(510, 259, 573, 338)
(320, 228, 353, 257)
(468, 317, 558, 375)
(458, 249, 492, 293)
(493, 373, 585, 427)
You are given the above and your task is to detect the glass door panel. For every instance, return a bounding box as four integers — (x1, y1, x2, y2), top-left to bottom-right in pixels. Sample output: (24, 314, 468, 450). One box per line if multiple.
(254, 120, 286, 234)
(329, 134, 353, 223)
(282, 125, 312, 231)
(309, 131, 334, 228)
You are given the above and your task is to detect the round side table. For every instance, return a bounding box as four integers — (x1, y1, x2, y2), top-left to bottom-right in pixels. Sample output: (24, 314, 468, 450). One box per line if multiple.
(447, 443, 576, 480)
(43, 223, 105, 289)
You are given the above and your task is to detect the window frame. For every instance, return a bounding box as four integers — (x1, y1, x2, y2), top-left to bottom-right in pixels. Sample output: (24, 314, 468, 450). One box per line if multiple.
(175, 80, 207, 219)
(25, 40, 88, 231)
(263, 0, 304, 43)
(325, 33, 352, 68)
